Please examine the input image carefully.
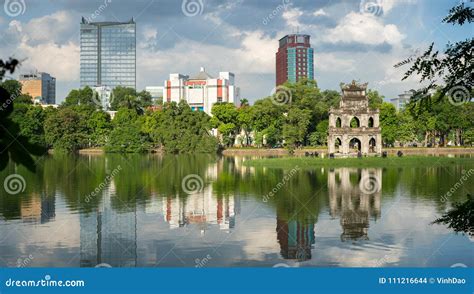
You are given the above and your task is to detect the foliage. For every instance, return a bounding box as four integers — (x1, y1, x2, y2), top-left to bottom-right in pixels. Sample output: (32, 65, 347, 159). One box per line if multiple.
(44, 107, 88, 152)
(106, 108, 149, 153)
(110, 86, 152, 112)
(146, 101, 218, 154)
(396, 3, 473, 105)
(0, 58, 45, 171)
(433, 195, 473, 236)
(211, 103, 240, 147)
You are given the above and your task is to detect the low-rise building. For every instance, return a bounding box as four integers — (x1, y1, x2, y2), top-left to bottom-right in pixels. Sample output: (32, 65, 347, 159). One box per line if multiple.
(19, 72, 56, 104)
(145, 86, 164, 105)
(390, 90, 413, 111)
(163, 67, 239, 115)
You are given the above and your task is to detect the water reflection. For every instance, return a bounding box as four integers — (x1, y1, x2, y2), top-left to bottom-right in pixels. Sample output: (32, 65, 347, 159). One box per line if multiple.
(328, 168, 381, 241)
(80, 181, 138, 267)
(0, 155, 472, 267)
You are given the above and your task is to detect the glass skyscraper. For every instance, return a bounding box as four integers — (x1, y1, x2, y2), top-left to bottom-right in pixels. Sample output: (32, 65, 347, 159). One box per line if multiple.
(80, 18, 136, 89)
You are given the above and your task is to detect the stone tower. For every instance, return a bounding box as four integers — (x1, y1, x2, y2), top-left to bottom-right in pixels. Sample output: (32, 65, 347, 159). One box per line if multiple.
(328, 81, 382, 155)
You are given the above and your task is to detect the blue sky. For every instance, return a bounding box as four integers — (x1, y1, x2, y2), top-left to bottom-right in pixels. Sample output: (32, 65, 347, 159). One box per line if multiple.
(0, 0, 471, 103)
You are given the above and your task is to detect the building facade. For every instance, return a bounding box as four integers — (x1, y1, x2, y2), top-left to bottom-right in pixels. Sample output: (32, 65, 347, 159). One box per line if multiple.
(276, 34, 314, 86)
(145, 86, 164, 105)
(390, 90, 413, 111)
(80, 18, 136, 89)
(328, 81, 382, 155)
(19, 72, 56, 104)
(92, 85, 113, 110)
(163, 67, 239, 115)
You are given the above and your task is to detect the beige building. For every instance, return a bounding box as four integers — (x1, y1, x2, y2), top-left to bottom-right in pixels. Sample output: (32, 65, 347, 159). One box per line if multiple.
(19, 72, 56, 104)
(328, 81, 382, 155)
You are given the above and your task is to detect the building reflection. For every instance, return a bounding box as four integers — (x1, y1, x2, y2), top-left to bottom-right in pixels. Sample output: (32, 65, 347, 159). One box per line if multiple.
(276, 217, 315, 261)
(328, 168, 382, 241)
(161, 162, 238, 232)
(20, 193, 55, 224)
(162, 187, 236, 231)
(80, 180, 137, 267)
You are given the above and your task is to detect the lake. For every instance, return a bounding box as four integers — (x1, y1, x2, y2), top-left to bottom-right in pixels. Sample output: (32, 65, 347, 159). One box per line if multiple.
(0, 154, 472, 267)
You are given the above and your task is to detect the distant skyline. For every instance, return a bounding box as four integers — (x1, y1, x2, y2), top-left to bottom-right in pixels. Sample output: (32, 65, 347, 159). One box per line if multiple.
(0, 0, 470, 104)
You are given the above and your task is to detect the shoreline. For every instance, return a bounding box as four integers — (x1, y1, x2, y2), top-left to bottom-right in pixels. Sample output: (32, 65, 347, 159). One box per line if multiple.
(222, 147, 474, 156)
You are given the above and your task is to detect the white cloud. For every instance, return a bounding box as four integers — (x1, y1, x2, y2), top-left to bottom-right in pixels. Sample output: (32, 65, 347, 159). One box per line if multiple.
(313, 8, 327, 17)
(321, 12, 405, 46)
(282, 7, 303, 28)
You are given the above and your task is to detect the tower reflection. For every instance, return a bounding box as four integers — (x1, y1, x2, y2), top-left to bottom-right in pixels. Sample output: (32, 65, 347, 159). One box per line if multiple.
(328, 168, 382, 241)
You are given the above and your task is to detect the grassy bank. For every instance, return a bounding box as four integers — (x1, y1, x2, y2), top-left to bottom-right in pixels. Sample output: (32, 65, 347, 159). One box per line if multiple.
(245, 156, 474, 169)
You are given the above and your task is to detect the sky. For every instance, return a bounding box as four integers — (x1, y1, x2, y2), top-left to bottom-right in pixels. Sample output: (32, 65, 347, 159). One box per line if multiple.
(0, 0, 471, 104)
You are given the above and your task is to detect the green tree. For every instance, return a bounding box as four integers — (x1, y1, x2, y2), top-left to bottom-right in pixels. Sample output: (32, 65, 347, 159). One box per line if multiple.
(211, 103, 240, 147)
(282, 108, 312, 150)
(106, 108, 149, 153)
(379, 102, 399, 146)
(63, 87, 96, 107)
(44, 108, 88, 152)
(367, 89, 384, 110)
(396, 3, 473, 105)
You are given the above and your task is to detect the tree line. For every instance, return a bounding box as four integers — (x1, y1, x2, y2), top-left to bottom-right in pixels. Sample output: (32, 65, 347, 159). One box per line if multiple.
(1, 78, 472, 155)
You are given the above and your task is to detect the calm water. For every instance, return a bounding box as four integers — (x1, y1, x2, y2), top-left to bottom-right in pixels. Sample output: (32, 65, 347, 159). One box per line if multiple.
(0, 154, 472, 268)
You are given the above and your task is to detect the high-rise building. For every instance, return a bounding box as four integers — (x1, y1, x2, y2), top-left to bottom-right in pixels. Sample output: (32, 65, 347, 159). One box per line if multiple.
(275, 34, 314, 86)
(163, 67, 239, 115)
(80, 18, 136, 89)
(390, 91, 413, 111)
(19, 72, 56, 104)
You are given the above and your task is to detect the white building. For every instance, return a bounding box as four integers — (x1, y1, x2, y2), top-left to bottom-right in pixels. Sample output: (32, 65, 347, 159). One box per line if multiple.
(390, 90, 414, 111)
(92, 85, 113, 110)
(145, 86, 164, 105)
(163, 67, 239, 115)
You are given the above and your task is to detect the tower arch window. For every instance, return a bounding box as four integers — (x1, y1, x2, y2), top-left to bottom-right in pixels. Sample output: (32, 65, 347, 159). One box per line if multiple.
(350, 117, 360, 128)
